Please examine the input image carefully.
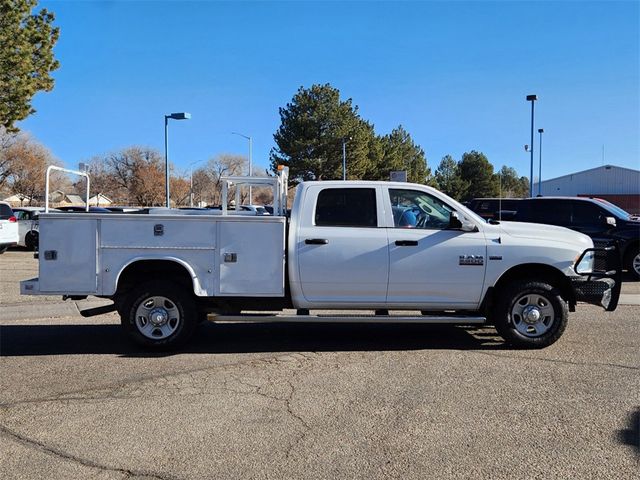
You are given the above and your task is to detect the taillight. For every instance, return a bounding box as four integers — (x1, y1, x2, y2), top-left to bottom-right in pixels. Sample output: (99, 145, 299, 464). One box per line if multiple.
(8, 216, 16, 222)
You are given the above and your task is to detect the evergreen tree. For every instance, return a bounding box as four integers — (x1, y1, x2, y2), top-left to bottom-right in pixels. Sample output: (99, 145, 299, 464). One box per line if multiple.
(458, 151, 499, 200)
(495, 165, 529, 198)
(269, 84, 375, 183)
(434, 155, 468, 200)
(0, 0, 60, 131)
(377, 125, 429, 183)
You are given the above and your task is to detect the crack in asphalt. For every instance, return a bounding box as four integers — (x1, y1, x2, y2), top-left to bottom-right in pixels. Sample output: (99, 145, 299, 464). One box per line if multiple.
(283, 379, 312, 460)
(0, 351, 320, 468)
(0, 423, 180, 480)
(224, 368, 313, 459)
(0, 352, 322, 409)
(472, 351, 639, 371)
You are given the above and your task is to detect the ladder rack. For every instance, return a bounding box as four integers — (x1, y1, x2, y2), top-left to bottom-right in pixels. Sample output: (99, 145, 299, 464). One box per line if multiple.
(221, 166, 289, 216)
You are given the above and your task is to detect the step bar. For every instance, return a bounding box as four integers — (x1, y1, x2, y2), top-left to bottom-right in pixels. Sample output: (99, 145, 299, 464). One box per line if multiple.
(210, 313, 486, 324)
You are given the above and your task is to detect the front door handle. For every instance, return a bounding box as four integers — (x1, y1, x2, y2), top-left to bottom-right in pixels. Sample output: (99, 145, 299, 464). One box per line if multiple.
(395, 240, 418, 246)
(305, 238, 329, 245)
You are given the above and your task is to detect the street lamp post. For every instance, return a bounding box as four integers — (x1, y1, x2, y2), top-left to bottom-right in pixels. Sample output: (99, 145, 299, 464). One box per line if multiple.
(538, 128, 544, 196)
(526, 95, 537, 198)
(189, 159, 206, 207)
(164, 112, 191, 208)
(342, 136, 352, 181)
(231, 132, 252, 203)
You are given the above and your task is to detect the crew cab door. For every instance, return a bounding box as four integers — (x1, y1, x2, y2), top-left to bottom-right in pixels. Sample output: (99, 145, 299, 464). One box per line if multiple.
(295, 185, 389, 304)
(385, 187, 486, 308)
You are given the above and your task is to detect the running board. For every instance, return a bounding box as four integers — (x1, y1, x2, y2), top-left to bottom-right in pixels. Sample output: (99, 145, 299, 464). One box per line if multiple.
(211, 313, 486, 324)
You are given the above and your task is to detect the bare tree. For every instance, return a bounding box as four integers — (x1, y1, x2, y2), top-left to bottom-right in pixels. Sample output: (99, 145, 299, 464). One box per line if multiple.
(191, 168, 213, 206)
(205, 154, 248, 205)
(92, 147, 165, 206)
(0, 127, 20, 190)
(170, 175, 191, 207)
(2, 131, 60, 204)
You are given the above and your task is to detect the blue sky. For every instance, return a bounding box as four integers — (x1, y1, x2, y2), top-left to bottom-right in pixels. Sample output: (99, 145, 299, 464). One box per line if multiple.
(20, 0, 640, 182)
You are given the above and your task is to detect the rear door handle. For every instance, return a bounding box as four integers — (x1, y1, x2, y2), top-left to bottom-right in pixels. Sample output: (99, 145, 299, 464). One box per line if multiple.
(305, 238, 329, 245)
(395, 240, 418, 246)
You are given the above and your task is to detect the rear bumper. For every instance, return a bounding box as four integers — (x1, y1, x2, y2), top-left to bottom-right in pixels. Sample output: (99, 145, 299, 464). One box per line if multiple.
(571, 245, 621, 311)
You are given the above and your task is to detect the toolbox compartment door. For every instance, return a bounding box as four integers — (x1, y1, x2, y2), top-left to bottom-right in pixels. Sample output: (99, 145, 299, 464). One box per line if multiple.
(39, 218, 98, 293)
(216, 219, 285, 296)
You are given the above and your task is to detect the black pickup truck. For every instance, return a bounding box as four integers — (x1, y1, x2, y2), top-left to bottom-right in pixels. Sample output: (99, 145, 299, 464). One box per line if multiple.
(468, 196, 640, 279)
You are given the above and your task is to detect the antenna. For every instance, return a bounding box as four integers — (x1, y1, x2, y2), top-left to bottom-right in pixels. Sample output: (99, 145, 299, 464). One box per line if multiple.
(498, 173, 502, 222)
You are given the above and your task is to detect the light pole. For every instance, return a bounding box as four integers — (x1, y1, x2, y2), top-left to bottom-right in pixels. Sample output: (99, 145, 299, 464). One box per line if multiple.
(526, 95, 537, 198)
(231, 132, 252, 203)
(538, 128, 544, 196)
(164, 112, 191, 207)
(342, 136, 352, 181)
(189, 159, 206, 207)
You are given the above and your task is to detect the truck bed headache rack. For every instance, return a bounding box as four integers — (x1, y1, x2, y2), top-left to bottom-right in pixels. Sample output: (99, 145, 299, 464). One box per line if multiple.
(221, 166, 289, 216)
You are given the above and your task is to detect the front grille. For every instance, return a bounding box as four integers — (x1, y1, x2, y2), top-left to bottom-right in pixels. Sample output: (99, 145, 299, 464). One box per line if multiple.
(592, 239, 613, 272)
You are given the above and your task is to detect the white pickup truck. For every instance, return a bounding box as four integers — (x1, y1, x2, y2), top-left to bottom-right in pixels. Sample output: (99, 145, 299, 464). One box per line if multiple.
(21, 166, 620, 350)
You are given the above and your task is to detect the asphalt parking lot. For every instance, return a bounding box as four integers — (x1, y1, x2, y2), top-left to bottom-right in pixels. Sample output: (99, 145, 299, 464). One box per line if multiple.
(1, 250, 639, 479)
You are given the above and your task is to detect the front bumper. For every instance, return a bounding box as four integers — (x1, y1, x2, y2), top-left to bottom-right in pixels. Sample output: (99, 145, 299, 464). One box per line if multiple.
(571, 245, 621, 311)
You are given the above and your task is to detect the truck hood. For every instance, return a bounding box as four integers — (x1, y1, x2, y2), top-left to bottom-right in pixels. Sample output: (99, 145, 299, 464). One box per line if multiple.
(498, 221, 593, 248)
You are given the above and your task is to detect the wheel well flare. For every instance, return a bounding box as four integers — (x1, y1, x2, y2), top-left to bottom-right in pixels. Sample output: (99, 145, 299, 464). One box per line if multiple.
(116, 260, 194, 295)
(490, 263, 575, 309)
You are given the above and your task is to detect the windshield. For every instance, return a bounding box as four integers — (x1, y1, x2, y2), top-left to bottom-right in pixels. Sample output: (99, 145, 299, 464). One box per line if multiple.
(595, 199, 631, 220)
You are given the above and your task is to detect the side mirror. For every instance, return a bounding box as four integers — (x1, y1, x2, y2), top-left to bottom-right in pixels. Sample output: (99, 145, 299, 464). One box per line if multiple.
(449, 211, 462, 229)
(450, 212, 478, 232)
(605, 216, 616, 227)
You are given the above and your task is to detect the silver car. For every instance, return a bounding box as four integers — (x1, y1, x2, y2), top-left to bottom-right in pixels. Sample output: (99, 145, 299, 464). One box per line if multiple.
(13, 207, 46, 251)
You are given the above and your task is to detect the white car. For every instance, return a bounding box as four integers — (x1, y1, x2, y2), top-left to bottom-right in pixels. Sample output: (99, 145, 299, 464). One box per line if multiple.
(240, 204, 270, 215)
(0, 201, 19, 254)
(13, 207, 45, 250)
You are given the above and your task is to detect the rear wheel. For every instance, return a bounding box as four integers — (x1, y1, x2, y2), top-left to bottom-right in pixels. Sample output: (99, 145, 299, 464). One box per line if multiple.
(25, 231, 38, 251)
(121, 280, 197, 350)
(494, 280, 568, 348)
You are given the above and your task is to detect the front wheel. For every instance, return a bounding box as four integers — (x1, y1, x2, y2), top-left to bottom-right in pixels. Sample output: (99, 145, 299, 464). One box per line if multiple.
(494, 280, 568, 348)
(624, 247, 640, 280)
(121, 281, 197, 350)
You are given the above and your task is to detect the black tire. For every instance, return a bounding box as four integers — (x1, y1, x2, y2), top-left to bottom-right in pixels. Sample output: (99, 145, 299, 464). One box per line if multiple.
(493, 280, 568, 348)
(121, 280, 197, 350)
(624, 247, 640, 280)
(25, 231, 38, 251)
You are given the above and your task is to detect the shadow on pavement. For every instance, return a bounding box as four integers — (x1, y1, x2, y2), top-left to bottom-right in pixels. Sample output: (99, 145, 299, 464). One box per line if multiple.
(0, 322, 507, 357)
(617, 407, 640, 457)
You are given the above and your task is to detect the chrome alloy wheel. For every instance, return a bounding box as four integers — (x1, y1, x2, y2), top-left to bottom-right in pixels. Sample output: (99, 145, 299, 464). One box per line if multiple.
(633, 252, 640, 277)
(511, 293, 555, 338)
(135, 296, 181, 340)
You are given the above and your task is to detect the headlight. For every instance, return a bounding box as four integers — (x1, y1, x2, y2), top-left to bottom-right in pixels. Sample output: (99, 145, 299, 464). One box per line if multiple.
(575, 251, 595, 274)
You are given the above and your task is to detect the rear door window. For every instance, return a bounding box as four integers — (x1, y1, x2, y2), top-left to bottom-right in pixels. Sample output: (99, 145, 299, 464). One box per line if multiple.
(571, 202, 605, 226)
(315, 188, 377, 227)
(529, 200, 571, 225)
